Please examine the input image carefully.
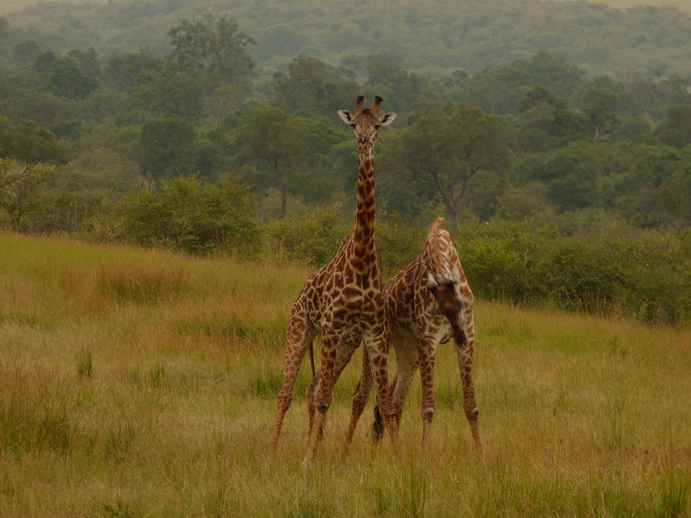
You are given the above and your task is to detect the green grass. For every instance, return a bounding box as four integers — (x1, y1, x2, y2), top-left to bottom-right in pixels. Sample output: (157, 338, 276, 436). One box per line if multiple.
(0, 232, 689, 517)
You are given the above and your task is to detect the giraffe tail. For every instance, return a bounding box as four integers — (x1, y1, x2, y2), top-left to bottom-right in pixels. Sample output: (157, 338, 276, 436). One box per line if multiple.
(371, 401, 385, 442)
(309, 338, 315, 378)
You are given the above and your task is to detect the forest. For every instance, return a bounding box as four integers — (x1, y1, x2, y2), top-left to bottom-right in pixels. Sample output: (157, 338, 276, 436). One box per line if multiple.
(0, 0, 689, 325)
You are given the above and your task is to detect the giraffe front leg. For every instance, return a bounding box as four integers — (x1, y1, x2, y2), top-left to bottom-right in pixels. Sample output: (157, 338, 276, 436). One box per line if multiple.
(455, 323, 482, 453)
(391, 340, 420, 428)
(303, 330, 345, 468)
(270, 310, 316, 457)
(418, 338, 438, 451)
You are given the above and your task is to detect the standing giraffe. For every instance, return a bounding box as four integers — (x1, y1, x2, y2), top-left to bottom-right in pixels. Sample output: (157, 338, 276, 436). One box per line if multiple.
(270, 96, 399, 466)
(346, 218, 482, 452)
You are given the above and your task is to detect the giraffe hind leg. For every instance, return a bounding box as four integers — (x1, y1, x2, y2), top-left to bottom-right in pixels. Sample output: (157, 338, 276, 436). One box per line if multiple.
(345, 347, 374, 447)
(372, 341, 418, 442)
(365, 334, 400, 448)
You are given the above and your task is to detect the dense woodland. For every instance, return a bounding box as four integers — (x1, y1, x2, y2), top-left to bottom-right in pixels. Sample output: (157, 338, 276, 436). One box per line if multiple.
(0, 0, 689, 324)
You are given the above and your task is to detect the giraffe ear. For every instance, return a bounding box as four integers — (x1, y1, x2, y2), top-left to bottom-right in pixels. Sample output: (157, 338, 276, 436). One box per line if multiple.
(338, 110, 355, 126)
(378, 112, 397, 127)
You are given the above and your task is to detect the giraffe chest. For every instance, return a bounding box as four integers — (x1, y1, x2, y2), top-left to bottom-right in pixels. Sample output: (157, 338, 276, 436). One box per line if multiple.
(302, 276, 385, 335)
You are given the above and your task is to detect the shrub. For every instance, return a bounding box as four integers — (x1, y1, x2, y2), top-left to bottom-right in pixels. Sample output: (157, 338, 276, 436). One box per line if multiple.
(461, 218, 689, 324)
(263, 203, 349, 266)
(107, 175, 260, 255)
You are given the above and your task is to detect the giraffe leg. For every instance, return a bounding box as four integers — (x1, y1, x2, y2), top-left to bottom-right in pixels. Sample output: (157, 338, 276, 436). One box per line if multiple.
(303, 330, 348, 468)
(345, 348, 374, 447)
(372, 342, 418, 442)
(365, 330, 399, 448)
(456, 320, 482, 453)
(419, 338, 438, 451)
(308, 341, 358, 446)
(270, 306, 316, 457)
(305, 367, 321, 442)
(391, 342, 419, 427)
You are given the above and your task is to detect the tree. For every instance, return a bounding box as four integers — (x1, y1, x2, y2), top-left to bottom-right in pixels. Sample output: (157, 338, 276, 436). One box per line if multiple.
(167, 14, 255, 84)
(273, 56, 358, 119)
(104, 49, 160, 93)
(0, 158, 55, 230)
(518, 85, 567, 112)
(0, 117, 68, 165)
(128, 61, 211, 119)
(580, 85, 621, 138)
(137, 118, 196, 180)
(31, 51, 99, 100)
(654, 105, 691, 149)
(365, 50, 441, 113)
(236, 106, 309, 217)
(386, 102, 512, 230)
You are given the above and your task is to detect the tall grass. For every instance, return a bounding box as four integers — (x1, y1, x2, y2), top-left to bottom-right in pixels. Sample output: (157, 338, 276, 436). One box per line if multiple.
(0, 232, 689, 517)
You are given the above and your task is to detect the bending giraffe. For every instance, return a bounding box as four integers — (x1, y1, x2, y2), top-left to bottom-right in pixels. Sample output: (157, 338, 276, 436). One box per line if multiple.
(270, 96, 399, 466)
(346, 217, 482, 452)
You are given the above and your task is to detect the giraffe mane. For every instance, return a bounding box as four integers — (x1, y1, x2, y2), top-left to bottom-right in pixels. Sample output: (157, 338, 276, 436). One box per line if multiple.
(427, 217, 452, 283)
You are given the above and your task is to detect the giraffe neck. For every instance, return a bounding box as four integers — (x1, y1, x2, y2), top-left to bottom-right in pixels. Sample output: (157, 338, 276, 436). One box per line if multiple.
(348, 152, 377, 265)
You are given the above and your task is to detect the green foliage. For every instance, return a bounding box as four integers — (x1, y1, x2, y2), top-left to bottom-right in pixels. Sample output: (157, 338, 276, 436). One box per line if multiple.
(263, 203, 349, 266)
(236, 106, 310, 216)
(0, 157, 56, 230)
(383, 101, 512, 229)
(273, 55, 359, 119)
(109, 175, 259, 255)
(18, 189, 103, 234)
(137, 117, 196, 179)
(167, 14, 255, 84)
(0, 117, 68, 164)
(376, 214, 426, 278)
(654, 104, 691, 149)
(461, 218, 689, 324)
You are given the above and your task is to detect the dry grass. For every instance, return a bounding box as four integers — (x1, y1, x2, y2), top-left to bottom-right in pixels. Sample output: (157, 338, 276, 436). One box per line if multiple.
(0, 232, 689, 517)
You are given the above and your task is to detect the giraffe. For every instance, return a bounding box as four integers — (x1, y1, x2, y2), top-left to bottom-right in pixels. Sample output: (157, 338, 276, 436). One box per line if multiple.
(345, 217, 482, 452)
(270, 96, 399, 466)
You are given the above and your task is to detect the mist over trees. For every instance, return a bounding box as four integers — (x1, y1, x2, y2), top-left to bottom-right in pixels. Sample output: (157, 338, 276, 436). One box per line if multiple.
(0, 2, 689, 323)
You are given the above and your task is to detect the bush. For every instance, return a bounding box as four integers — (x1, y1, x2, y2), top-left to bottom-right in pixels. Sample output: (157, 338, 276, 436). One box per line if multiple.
(105, 175, 260, 255)
(263, 203, 349, 266)
(461, 218, 689, 324)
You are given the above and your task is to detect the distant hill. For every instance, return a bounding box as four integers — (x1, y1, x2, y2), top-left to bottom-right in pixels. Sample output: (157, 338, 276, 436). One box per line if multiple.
(3, 0, 691, 79)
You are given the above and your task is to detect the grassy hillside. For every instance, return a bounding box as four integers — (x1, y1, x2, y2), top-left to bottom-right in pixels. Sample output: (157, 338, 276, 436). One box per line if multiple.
(0, 232, 689, 516)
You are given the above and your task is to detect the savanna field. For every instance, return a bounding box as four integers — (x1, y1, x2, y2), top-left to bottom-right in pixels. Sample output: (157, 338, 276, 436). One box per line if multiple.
(0, 232, 689, 517)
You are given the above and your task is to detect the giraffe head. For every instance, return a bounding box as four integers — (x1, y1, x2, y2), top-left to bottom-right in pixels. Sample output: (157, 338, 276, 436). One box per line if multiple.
(338, 96, 396, 155)
(426, 218, 468, 346)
